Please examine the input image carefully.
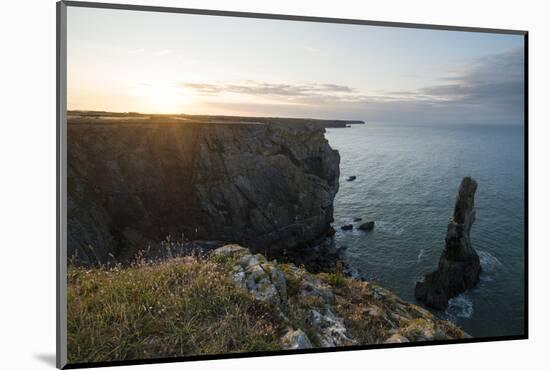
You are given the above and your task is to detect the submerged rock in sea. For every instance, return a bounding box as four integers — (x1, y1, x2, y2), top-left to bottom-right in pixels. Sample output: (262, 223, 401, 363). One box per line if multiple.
(341, 224, 353, 231)
(346, 176, 357, 181)
(358, 221, 375, 231)
(415, 177, 481, 310)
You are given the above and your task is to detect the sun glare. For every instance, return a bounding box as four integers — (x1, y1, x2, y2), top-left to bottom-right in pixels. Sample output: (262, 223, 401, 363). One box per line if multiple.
(129, 82, 192, 113)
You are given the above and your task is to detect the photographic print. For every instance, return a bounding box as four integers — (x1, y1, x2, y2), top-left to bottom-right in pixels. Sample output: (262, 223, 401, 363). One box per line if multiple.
(57, 2, 527, 368)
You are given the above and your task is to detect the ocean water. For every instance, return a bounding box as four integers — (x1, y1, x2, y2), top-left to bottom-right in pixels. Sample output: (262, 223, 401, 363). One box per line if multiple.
(325, 122, 525, 338)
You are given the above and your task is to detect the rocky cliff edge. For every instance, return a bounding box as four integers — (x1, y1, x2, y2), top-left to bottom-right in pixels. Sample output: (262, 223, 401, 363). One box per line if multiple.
(67, 244, 468, 363)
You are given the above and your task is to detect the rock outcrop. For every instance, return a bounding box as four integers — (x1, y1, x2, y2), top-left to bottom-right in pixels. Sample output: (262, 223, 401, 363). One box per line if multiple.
(67, 116, 340, 265)
(415, 177, 481, 309)
(282, 329, 313, 349)
(212, 244, 469, 347)
(67, 242, 469, 362)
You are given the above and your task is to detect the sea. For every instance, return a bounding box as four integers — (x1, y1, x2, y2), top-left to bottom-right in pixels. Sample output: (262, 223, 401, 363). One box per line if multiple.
(325, 122, 525, 338)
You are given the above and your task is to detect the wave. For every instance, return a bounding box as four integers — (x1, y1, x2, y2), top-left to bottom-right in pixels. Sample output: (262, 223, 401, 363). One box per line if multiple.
(417, 248, 424, 263)
(346, 265, 362, 280)
(445, 294, 474, 320)
(375, 221, 404, 236)
(478, 250, 503, 271)
(478, 250, 502, 282)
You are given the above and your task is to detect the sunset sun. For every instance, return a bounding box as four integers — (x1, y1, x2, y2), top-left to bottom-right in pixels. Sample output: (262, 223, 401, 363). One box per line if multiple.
(129, 82, 192, 113)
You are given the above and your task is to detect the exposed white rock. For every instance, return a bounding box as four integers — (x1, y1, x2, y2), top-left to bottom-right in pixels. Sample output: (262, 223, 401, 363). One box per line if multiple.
(212, 244, 250, 258)
(308, 309, 323, 327)
(282, 329, 313, 350)
(210, 245, 467, 350)
(300, 274, 334, 304)
(385, 334, 410, 344)
(227, 250, 288, 305)
(308, 306, 355, 347)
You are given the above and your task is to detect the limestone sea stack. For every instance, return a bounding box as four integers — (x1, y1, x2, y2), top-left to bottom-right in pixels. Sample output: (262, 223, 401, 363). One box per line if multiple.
(415, 177, 481, 309)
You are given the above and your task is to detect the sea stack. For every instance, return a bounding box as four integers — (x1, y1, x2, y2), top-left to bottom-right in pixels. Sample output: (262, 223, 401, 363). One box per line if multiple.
(415, 177, 481, 310)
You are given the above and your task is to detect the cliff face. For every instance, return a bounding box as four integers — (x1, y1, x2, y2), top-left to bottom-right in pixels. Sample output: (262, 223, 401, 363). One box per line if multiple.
(67, 119, 340, 265)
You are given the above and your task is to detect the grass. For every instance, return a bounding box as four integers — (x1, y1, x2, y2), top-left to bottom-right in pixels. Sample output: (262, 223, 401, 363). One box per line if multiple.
(322, 277, 396, 343)
(321, 272, 347, 288)
(323, 277, 468, 344)
(67, 250, 467, 363)
(67, 256, 286, 364)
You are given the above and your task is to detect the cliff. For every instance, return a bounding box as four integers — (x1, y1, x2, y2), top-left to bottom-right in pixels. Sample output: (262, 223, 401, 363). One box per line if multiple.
(67, 244, 468, 363)
(67, 113, 340, 265)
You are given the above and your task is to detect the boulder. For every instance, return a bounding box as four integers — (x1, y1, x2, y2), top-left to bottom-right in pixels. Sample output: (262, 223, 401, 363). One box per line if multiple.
(211, 244, 250, 258)
(341, 224, 353, 231)
(281, 329, 312, 350)
(415, 177, 481, 309)
(346, 176, 357, 181)
(228, 250, 288, 306)
(384, 334, 410, 344)
(353, 217, 363, 222)
(358, 221, 375, 231)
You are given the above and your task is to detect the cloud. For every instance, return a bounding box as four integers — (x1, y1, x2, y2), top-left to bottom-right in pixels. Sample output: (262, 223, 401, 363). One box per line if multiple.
(176, 48, 524, 124)
(319, 84, 356, 93)
(178, 81, 358, 99)
(418, 48, 524, 106)
(179, 83, 221, 94)
(347, 48, 524, 124)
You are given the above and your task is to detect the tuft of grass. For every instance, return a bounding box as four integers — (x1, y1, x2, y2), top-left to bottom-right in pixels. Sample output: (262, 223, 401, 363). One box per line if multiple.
(209, 253, 231, 265)
(67, 257, 285, 364)
(328, 278, 393, 343)
(321, 272, 346, 288)
(279, 264, 301, 297)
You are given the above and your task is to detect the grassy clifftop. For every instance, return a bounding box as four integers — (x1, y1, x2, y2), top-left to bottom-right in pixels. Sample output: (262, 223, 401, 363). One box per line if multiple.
(68, 245, 467, 364)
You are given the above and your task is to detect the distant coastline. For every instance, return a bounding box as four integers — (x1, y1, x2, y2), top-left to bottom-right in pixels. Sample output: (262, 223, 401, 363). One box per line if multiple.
(67, 110, 365, 128)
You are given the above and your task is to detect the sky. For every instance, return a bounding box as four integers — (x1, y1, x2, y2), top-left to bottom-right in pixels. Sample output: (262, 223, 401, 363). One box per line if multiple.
(67, 6, 525, 125)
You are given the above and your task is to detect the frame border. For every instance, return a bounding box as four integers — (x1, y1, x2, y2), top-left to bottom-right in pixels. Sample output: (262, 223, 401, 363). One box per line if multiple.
(57, 1, 68, 368)
(56, 1, 529, 369)
(61, 0, 527, 35)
